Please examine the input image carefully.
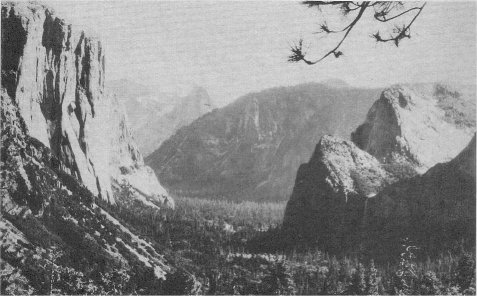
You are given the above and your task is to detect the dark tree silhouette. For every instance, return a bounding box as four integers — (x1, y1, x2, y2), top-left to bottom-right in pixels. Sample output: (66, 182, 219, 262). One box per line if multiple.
(289, 1, 426, 65)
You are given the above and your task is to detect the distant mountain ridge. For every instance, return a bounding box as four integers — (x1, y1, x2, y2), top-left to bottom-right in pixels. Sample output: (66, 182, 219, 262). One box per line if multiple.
(146, 82, 381, 202)
(108, 81, 215, 156)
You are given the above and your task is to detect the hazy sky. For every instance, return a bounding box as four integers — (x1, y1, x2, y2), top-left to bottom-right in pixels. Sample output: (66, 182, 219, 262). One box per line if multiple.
(50, 1, 476, 106)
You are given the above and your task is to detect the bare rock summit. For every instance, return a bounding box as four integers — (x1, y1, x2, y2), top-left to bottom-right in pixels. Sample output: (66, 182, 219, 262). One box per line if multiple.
(352, 83, 475, 173)
(282, 135, 396, 251)
(283, 83, 475, 253)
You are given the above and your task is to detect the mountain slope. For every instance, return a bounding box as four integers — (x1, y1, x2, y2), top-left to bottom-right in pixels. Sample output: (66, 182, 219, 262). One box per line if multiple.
(146, 83, 381, 202)
(282, 135, 397, 251)
(1, 1, 170, 206)
(282, 83, 475, 254)
(1, 2, 177, 293)
(364, 134, 476, 255)
(1, 88, 169, 294)
(107, 81, 215, 156)
(129, 86, 215, 156)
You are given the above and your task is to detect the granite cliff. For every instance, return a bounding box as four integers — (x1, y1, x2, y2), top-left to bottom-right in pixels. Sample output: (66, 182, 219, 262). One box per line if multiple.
(147, 82, 380, 202)
(283, 83, 476, 253)
(1, 2, 171, 206)
(282, 135, 396, 251)
(1, 2, 180, 293)
(352, 83, 475, 172)
(1, 86, 170, 293)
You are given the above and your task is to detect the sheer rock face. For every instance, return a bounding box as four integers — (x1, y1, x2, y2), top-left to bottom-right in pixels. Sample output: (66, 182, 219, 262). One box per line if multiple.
(147, 83, 380, 202)
(283, 84, 475, 252)
(1, 90, 170, 289)
(282, 135, 396, 250)
(352, 84, 475, 173)
(1, 2, 171, 205)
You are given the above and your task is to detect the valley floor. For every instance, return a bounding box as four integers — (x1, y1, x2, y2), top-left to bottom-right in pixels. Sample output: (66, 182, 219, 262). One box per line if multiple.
(103, 190, 476, 295)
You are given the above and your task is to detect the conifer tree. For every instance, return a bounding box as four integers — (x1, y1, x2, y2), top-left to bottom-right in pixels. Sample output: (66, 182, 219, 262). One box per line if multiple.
(393, 239, 418, 295)
(350, 262, 367, 295)
(367, 259, 379, 295)
(418, 271, 442, 295)
(324, 257, 341, 294)
(456, 252, 475, 292)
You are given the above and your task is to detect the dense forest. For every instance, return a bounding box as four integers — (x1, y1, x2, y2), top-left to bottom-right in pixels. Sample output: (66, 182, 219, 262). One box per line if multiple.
(94, 184, 475, 295)
(1, 163, 475, 295)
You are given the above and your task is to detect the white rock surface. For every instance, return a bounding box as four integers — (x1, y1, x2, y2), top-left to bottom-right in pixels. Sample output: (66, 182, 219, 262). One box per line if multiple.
(352, 83, 475, 173)
(283, 83, 476, 251)
(2, 2, 171, 205)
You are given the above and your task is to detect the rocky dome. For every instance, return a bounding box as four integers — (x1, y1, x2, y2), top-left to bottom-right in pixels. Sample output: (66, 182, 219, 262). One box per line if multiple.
(352, 83, 475, 173)
(1, 2, 171, 206)
(282, 135, 396, 251)
(283, 83, 475, 253)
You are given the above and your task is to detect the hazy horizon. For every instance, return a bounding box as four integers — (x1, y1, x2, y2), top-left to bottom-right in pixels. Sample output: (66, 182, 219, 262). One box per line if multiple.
(49, 1, 476, 107)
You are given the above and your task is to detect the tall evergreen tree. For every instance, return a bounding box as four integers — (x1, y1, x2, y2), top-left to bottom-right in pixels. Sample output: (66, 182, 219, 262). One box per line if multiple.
(456, 252, 476, 292)
(367, 259, 379, 295)
(349, 262, 367, 295)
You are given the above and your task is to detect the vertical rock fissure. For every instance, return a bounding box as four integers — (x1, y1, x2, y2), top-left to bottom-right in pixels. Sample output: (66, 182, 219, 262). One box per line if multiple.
(1, 6, 28, 98)
(2, 2, 171, 206)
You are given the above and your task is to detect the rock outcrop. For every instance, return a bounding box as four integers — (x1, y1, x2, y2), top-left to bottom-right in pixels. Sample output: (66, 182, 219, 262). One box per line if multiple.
(352, 83, 475, 173)
(282, 135, 396, 251)
(283, 83, 476, 254)
(147, 82, 380, 202)
(1, 88, 169, 293)
(1, 2, 171, 206)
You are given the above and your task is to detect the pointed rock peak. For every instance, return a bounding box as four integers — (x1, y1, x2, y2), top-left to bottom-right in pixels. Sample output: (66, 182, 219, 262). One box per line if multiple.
(317, 134, 347, 148)
(311, 135, 347, 158)
(380, 85, 414, 108)
(308, 135, 393, 195)
(284, 83, 475, 253)
(283, 134, 395, 249)
(180, 86, 215, 111)
(312, 135, 380, 165)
